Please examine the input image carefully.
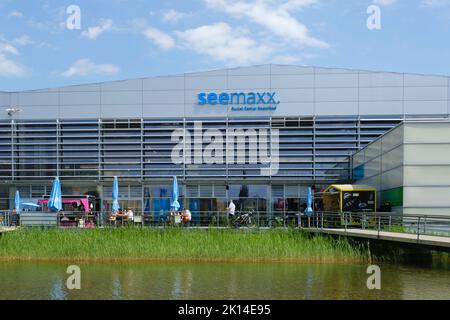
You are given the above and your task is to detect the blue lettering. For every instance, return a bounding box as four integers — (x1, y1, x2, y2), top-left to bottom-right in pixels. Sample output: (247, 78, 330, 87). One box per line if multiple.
(198, 92, 279, 107)
(198, 93, 207, 105)
(247, 92, 256, 104)
(267, 92, 277, 104)
(219, 93, 229, 105)
(257, 93, 266, 104)
(207, 93, 218, 105)
(230, 93, 246, 104)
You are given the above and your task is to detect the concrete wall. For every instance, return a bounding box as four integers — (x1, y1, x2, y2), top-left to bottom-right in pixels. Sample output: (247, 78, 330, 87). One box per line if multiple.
(0, 64, 449, 120)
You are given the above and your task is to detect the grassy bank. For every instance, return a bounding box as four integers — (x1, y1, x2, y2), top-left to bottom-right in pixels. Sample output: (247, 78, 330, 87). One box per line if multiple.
(0, 228, 370, 263)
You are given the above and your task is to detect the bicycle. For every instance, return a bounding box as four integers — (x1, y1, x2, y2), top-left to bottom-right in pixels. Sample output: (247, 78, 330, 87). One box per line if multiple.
(232, 209, 256, 228)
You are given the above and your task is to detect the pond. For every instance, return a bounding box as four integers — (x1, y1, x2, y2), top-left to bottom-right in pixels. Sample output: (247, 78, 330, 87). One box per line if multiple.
(0, 262, 449, 300)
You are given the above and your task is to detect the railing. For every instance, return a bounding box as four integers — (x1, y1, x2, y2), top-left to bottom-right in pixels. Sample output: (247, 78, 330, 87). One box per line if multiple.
(301, 211, 450, 238)
(0, 211, 9, 227)
(2, 209, 450, 238)
(0, 210, 295, 228)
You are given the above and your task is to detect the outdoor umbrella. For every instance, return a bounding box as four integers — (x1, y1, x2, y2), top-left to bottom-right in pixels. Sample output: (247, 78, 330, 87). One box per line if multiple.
(14, 190, 20, 212)
(48, 177, 62, 212)
(112, 176, 120, 213)
(171, 176, 180, 212)
(144, 189, 151, 215)
(305, 187, 314, 217)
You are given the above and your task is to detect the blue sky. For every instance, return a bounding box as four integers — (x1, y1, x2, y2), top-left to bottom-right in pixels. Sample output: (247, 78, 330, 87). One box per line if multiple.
(1, 0, 450, 91)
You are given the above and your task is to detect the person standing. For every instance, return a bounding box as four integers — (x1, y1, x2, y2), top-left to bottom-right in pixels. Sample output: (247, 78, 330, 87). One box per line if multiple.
(227, 200, 236, 226)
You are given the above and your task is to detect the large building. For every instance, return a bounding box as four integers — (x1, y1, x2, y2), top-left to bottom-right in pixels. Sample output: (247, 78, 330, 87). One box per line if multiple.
(1, 64, 449, 222)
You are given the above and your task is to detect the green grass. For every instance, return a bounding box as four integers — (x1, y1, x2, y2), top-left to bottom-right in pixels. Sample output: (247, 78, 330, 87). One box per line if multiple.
(0, 228, 370, 263)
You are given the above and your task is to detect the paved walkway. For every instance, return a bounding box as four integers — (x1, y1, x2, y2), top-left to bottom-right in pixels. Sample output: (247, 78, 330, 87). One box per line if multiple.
(305, 228, 450, 249)
(0, 227, 16, 234)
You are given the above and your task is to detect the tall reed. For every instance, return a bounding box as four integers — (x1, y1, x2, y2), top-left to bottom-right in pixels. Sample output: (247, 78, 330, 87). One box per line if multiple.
(0, 228, 369, 263)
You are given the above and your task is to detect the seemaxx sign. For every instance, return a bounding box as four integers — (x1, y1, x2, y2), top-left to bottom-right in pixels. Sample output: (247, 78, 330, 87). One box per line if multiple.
(197, 92, 280, 111)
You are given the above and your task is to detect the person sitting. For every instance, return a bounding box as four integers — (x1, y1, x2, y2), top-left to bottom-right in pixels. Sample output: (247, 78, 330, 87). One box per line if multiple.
(109, 211, 117, 226)
(116, 210, 127, 225)
(125, 207, 134, 223)
(181, 207, 192, 226)
(11, 209, 17, 227)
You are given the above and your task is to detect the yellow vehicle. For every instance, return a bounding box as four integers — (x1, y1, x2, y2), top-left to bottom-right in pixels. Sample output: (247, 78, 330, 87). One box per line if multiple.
(320, 184, 377, 227)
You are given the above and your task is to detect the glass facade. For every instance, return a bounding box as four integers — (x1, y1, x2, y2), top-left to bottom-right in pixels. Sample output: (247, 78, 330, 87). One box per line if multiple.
(0, 116, 402, 216)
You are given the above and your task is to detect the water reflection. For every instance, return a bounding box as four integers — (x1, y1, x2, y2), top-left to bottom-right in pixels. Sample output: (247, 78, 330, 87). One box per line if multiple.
(0, 262, 448, 300)
(49, 276, 65, 300)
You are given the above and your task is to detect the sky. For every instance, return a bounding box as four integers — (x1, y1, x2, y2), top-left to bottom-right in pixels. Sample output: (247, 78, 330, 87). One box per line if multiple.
(0, 0, 450, 91)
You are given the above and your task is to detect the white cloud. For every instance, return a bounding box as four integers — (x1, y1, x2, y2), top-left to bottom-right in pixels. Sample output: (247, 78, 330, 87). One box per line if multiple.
(0, 42, 26, 77)
(12, 35, 34, 46)
(373, 0, 398, 6)
(162, 9, 186, 23)
(271, 55, 302, 64)
(143, 27, 176, 49)
(176, 22, 273, 66)
(81, 19, 114, 40)
(0, 43, 19, 55)
(421, 0, 450, 6)
(205, 0, 328, 49)
(62, 58, 119, 77)
(8, 11, 23, 18)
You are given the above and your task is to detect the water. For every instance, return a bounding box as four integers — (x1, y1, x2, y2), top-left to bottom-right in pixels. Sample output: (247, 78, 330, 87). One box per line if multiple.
(0, 262, 449, 300)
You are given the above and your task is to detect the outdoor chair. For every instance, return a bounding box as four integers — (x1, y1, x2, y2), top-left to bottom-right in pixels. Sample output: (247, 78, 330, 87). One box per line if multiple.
(108, 215, 116, 227)
(133, 215, 142, 226)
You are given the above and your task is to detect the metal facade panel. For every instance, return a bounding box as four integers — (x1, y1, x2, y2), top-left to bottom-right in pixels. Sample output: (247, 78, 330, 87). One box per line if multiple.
(227, 65, 270, 76)
(271, 75, 314, 88)
(315, 101, 358, 115)
(404, 100, 447, 115)
(359, 87, 403, 101)
(270, 65, 314, 75)
(404, 86, 448, 101)
(0, 65, 447, 120)
(271, 102, 314, 116)
(227, 75, 270, 90)
(101, 91, 142, 105)
(359, 101, 403, 115)
(404, 74, 448, 87)
(185, 76, 227, 90)
(359, 72, 404, 87)
(101, 104, 142, 118)
(143, 90, 185, 104)
(142, 104, 185, 117)
(0, 92, 10, 106)
(18, 91, 59, 106)
(101, 79, 143, 91)
(315, 88, 358, 102)
(59, 105, 101, 118)
(315, 74, 359, 88)
(60, 91, 101, 105)
(14, 106, 59, 119)
(277, 88, 314, 102)
(143, 76, 185, 91)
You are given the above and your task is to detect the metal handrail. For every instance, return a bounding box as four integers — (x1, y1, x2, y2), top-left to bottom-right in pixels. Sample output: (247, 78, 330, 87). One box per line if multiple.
(1, 209, 450, 238)
(303, 211, 450, 238)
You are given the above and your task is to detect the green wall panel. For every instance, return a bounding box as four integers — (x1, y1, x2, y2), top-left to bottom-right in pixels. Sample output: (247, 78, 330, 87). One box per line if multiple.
(380, 187, 403, 207)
